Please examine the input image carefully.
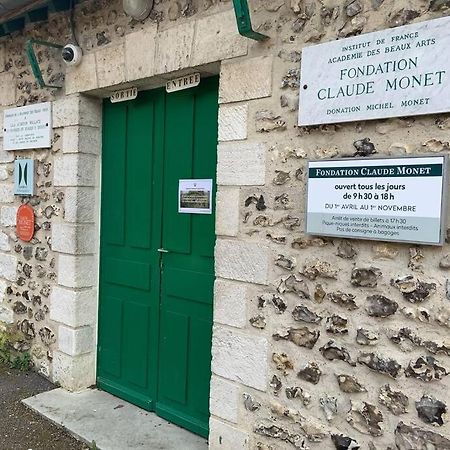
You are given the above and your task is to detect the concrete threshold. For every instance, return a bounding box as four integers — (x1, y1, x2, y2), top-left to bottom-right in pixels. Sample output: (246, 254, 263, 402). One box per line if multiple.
(23, 388, 208, 450)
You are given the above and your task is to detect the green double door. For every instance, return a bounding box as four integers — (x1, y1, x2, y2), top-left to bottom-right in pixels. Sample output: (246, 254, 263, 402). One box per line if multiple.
(97, 77, 218, 438)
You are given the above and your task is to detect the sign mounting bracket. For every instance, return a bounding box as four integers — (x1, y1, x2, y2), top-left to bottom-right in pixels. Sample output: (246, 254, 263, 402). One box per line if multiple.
(25, 39, 64, 89)
(232, 0, 269, 41)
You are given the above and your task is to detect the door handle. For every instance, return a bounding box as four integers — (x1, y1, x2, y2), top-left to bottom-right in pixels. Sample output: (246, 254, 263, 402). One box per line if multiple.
(157, 248, 169, 253)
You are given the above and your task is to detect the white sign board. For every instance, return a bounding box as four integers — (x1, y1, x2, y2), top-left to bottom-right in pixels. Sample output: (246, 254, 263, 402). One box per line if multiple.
(178, 179, 212, 214)
(110, 87, 138, 103)
(4, 102, 52, 150)
(299, 17, 450, 126)
(306, 156, 447, 245)
(166, 73, 200, 93)
(14, 159, 35, 196)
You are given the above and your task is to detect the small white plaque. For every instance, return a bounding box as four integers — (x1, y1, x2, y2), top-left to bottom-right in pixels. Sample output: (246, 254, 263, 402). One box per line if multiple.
(166, 73, 200, 93)
(14, 159, 35, 196)
(306, 156, 447, 245)
(299, 17, 450, 125)
(110, 87, 138, 103)
(4, 102, 52, 151)
(178, 179, 213, 214)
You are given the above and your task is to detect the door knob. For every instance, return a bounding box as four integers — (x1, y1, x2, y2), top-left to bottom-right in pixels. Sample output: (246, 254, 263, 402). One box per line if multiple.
(157, 248, 169, 253)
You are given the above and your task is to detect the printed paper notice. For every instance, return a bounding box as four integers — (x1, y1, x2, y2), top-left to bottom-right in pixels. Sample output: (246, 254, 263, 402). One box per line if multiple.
(178, 179, 213, 214)
(306, 156, 447, 245)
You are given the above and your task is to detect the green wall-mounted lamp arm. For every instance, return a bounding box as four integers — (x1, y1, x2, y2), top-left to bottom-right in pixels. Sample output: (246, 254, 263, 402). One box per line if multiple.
(232, 0, 269, 41)
(25, 39, 64, 89)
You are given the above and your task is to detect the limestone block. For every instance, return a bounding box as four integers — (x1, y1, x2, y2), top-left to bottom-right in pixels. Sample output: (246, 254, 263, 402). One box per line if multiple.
(211, 326, 268, 391)
(0, 144, 14, 163)
(209, 418, 250, 450)
(53, 154, 98, 187)
(216, 187, 240, 237)
(51, 223, 96, 255)
(219, 56, 273, 103)
(217, 142, 266, 186)
(210, 376, 240, 423)
(0, 304, 13, 324)
(192, 10, 248, 66)
(57, 254, 97, 288)
(52, 351, 96, 391)
(0, 73, 15, 106)
(155, 22, 195, 75)
(53, 95, 101, 128)
(0, 231, 9, 252)
(58, 325, 94, 356)
(64, 187, 96, 223)
(50, 286, 97, 328)
(0, 184, 14, 204)
(0, 165, 9, 181)
(214, 279, 247, 328)
(0, 205, 17, 226)
(125, 26, 157, 81)
(62, 125, 101, 155)
(218, 104, 248, 142)
(0, 111, 3, 138)
(65, 52, 98, 95)
(0, 252, 16, 281)
(215, 239, 269, 285)
(96, 44, 126, 88)
(0, 278, 8, 296)
(0, 43, 4, 72)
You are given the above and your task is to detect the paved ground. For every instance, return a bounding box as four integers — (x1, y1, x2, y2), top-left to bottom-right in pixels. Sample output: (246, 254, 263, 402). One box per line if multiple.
(0, 364, 87, 450)
(24, 388, 208, 450)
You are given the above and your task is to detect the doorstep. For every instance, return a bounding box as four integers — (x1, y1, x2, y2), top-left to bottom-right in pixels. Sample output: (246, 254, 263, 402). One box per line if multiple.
(23, 388, 208, 450)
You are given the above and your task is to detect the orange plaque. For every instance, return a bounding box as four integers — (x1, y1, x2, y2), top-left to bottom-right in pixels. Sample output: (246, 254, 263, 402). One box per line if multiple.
(16, 204, 35, 242)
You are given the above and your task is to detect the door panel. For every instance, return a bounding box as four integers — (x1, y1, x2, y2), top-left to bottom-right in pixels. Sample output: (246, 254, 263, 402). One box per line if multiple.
(98, 77, 218, 438)
(97, 90, 164, 410)
(157, 77, 218, 437)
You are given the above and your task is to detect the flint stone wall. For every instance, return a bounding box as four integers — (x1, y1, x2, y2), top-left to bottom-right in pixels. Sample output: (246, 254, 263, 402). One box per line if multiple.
(1, 0, 450, 448)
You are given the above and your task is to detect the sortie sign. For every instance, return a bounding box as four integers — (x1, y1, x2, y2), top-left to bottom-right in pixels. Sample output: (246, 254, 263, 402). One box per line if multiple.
(299, 17, 450, 125)
(306, 156, 447, 245)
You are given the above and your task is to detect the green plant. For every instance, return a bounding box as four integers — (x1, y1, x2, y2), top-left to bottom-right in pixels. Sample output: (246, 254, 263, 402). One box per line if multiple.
(0, 327, 32, 371)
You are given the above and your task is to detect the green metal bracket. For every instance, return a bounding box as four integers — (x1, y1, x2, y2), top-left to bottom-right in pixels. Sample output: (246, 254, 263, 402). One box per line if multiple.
(25, 39, 64, 89)
(232, 0, 269, 41)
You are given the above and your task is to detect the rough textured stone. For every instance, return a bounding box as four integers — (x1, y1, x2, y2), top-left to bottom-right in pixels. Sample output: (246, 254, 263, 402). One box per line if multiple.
(273, 327, 320, 349)
(297, 362, 322, 384)
(405, 356, 449, 382)
(292, 305, 322, 323)
(320, 341, 356, 366)
(395, 422, 450, 448)
(358, 353, 402, 378)
(277, 274, 310, 298)
(327, 291, 358, 310)
(379, 384, 409, 415)
(351, 267, 381, 287)
(331, 434, 360, 450)
(337, 374, 367, 393)
(366, 295, 398, 317)
(415, 394, 446, 426)
(347, 401, 383, 436)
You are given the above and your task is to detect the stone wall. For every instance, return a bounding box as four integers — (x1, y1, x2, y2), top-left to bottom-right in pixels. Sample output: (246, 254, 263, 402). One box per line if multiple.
(1, 0, 450, 448)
